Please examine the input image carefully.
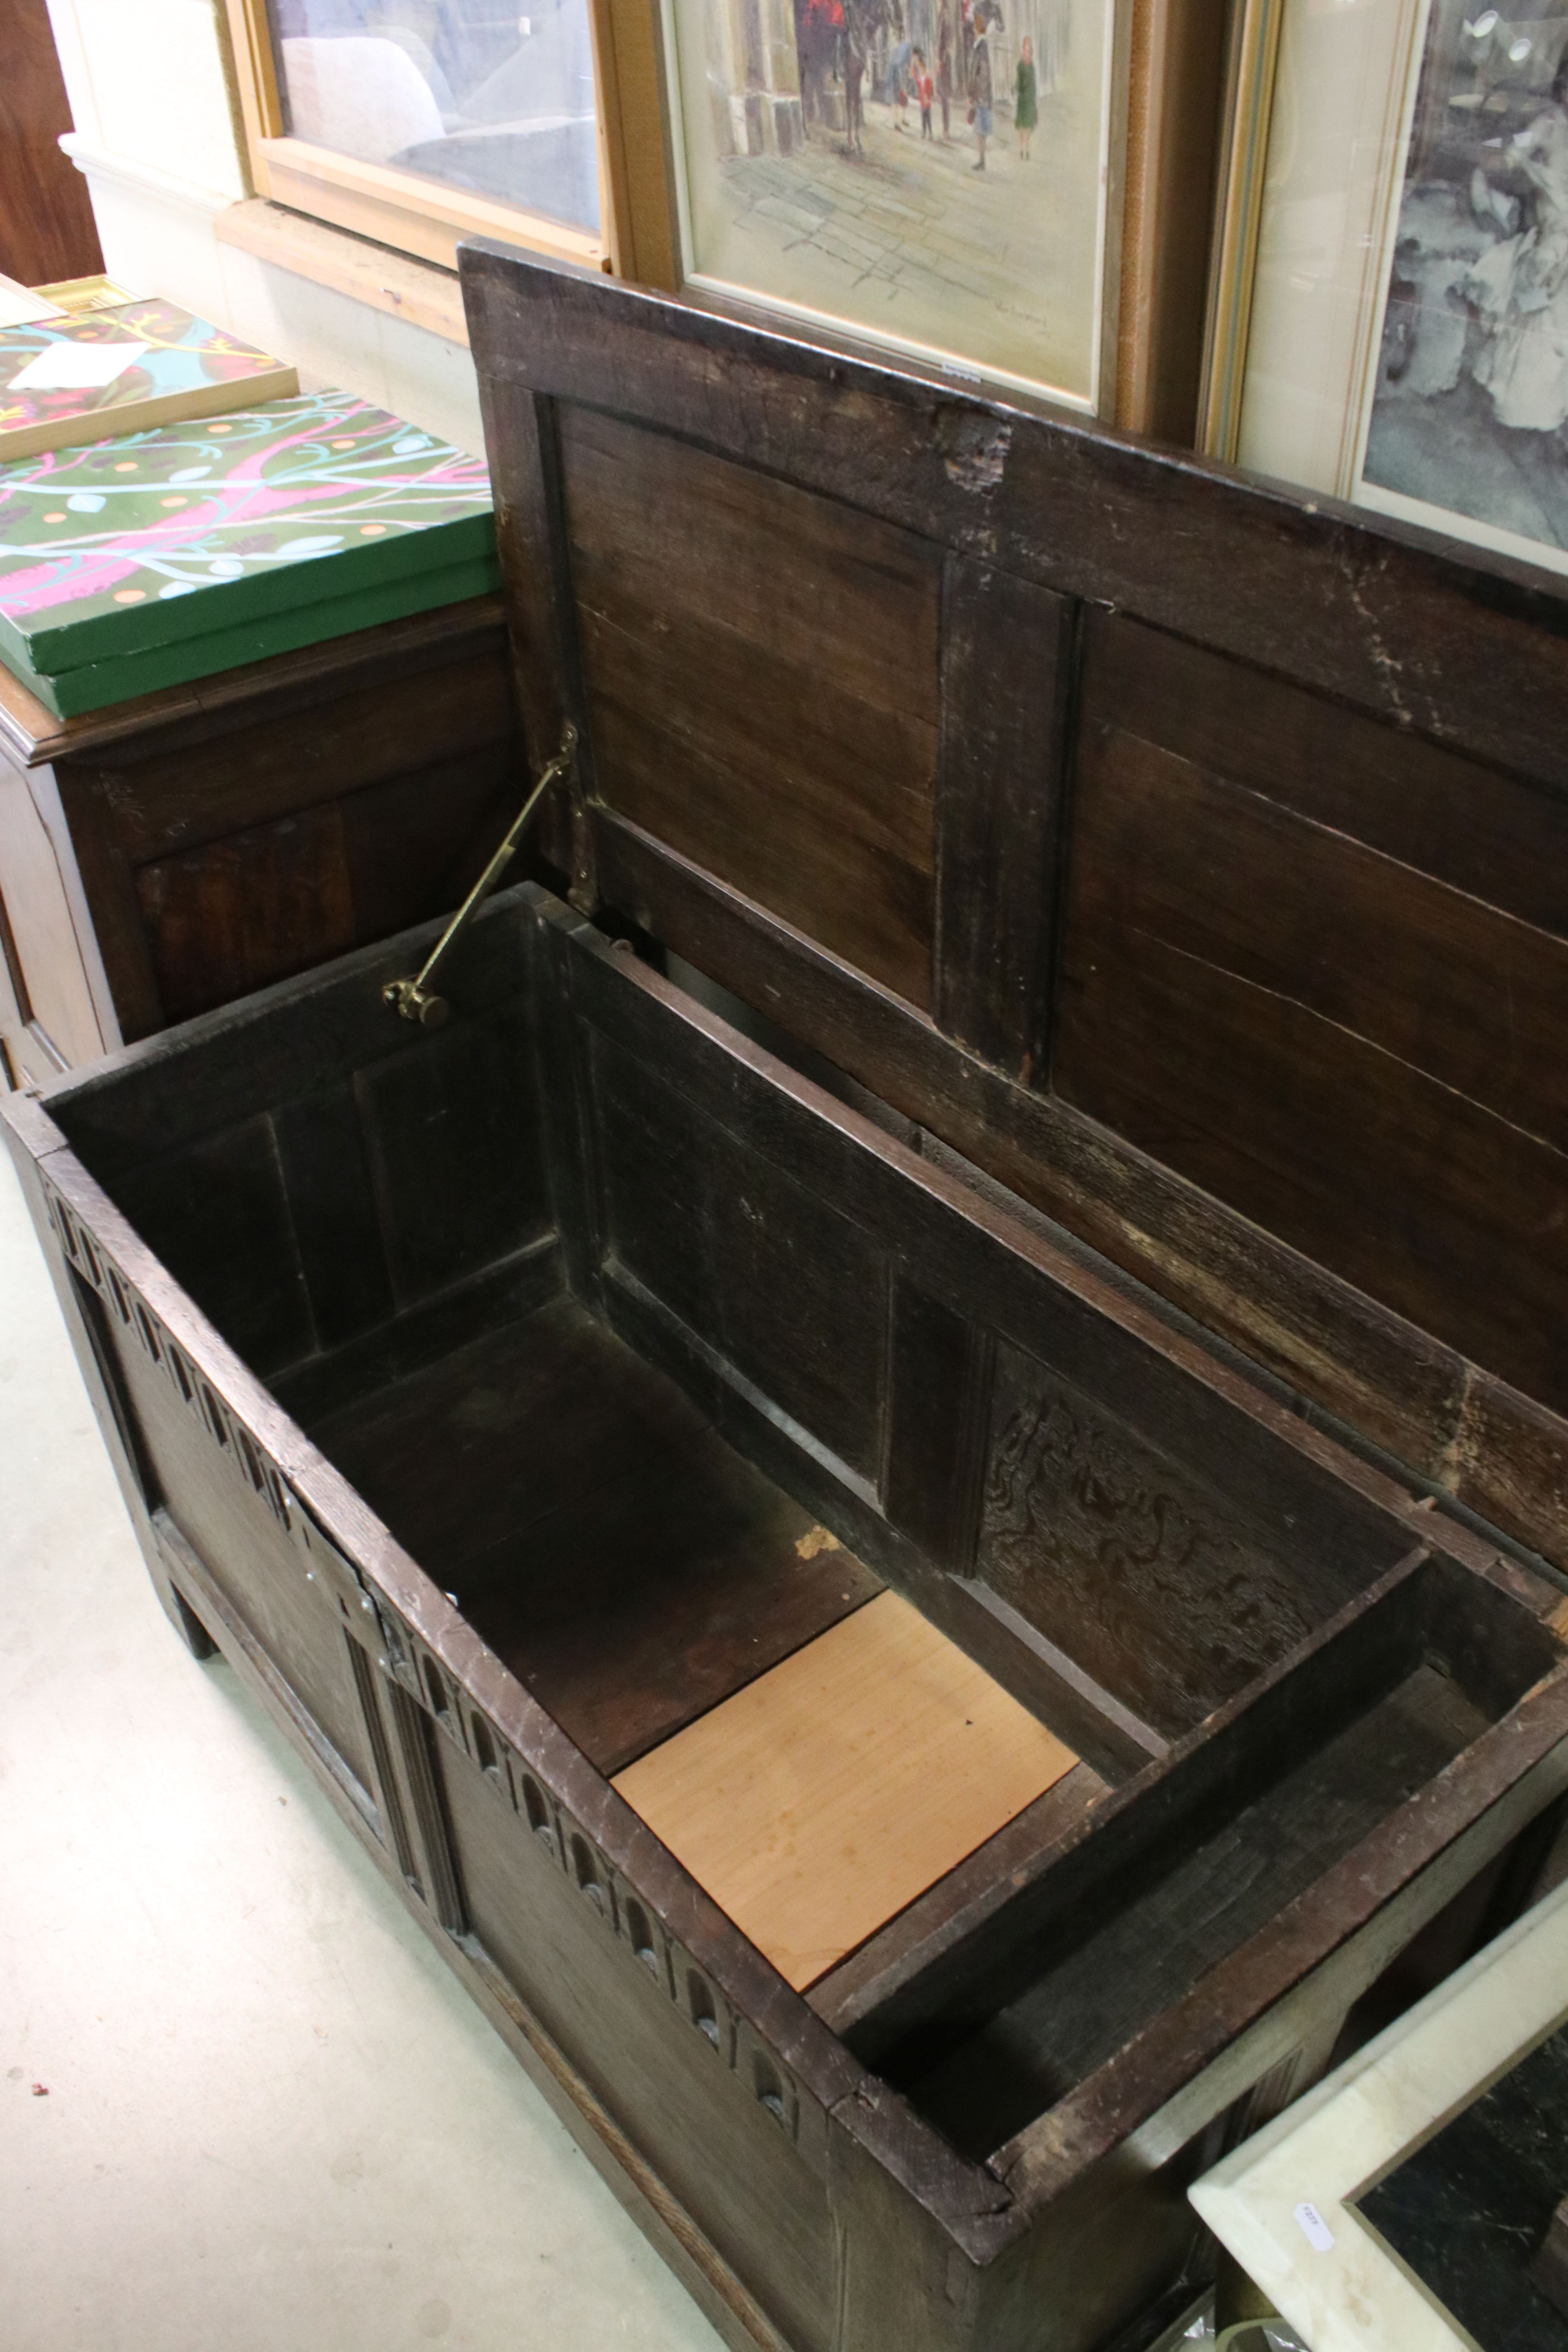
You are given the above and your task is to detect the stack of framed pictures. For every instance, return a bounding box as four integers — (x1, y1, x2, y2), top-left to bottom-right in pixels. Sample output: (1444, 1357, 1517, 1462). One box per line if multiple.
(1209, 0, 1568, 580)
(226, 0, 1236, 425)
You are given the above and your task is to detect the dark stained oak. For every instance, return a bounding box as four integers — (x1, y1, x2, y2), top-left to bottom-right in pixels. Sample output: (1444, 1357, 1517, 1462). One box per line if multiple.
(310, 1300, 882, 1774)
(9, 877, 1568, 2352)
(934, 559, 1071, 1079)
(1076, 613, 1568, 942)
(10, 245, 1568, 2352)
(559, 405, 939, 1004)
(454, 245, 1568, 1577)
(1054, 629, 1568, 1416)
(459, 247, 1568, 785)
(0, 597, 523, 1078)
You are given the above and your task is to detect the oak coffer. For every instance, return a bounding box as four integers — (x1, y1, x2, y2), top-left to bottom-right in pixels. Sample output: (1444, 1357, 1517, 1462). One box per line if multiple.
(8, 247, 1568, 2352)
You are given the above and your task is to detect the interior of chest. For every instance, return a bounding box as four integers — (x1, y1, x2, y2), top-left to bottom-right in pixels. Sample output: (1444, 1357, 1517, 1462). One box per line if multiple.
(52, 890, 1565, 2169)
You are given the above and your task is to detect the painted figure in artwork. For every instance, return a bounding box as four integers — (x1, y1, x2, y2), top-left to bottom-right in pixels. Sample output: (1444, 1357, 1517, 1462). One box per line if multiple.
(913, 48, 934, 137)
(1467, 52, 1568, 430)
(936, 0, 954, 138)
(1015, 34, 1036, 159)
(967, 5, 993, 171)
(843, 0, 869, 154)
(795, 0, 847, 134)
(887, 31, 914, 126)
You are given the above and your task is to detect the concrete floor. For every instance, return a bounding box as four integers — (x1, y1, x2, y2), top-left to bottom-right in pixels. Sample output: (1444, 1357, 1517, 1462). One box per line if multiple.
(0, 1138, 724, 2352)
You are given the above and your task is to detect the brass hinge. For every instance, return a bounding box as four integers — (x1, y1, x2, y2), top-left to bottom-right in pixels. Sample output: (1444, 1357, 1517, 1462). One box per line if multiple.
(383, 722, 577, 1028)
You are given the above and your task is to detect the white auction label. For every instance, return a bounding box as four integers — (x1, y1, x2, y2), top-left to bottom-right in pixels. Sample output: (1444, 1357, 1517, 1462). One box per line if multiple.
(9, 341, 149, 392)
(1293, 2200, 1336, 2253)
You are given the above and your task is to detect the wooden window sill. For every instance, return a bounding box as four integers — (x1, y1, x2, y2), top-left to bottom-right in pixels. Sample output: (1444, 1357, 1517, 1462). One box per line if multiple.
(253, 138, 605, 278)
(214, 198, 475, 346)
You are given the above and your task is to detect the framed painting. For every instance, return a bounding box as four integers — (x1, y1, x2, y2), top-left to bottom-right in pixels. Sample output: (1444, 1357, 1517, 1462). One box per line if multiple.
(1227, 0, 1568, 574)
(1350, 0, 1568, 576)
(656, 0, 1127, 412)
(1191, 1876, 1568, 2352)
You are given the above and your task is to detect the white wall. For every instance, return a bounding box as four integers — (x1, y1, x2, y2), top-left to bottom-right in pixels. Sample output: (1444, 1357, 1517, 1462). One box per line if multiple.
(42, 0, 487, 457)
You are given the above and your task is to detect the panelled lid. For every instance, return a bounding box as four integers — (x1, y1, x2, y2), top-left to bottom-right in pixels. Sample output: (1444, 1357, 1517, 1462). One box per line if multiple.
(460, 241, 1568, 1578)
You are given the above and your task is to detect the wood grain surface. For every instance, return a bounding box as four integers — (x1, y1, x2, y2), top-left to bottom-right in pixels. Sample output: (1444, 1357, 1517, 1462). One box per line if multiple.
(459, 243, 1568, 1574)
(614, 1590, 1078, 1991)
(0, 599, 522, 1083)
(561, 406, 939, 1005)
(11, 880, 1568, 2352)
(1056, 614, 1568, 1417)
(0, 0, 102, 286)
(27, 220, 1568, 2347)
(311, 1301, 883, 1775)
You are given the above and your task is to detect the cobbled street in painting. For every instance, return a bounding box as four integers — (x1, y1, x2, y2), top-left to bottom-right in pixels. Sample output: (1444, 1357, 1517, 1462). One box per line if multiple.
(672, 0, 1107, 403)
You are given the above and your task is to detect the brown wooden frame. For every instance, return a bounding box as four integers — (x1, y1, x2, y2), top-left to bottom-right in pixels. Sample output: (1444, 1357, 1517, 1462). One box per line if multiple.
(221, 0, 644, 279)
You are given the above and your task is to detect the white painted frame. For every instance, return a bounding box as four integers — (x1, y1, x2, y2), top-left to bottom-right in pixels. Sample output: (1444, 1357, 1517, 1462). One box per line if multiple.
(1191, 1876, 1568, 2352)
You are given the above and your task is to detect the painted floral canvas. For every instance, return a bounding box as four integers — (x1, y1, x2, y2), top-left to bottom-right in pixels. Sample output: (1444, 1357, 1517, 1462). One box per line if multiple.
(0, 390, 495, 690)
(664, 0, 1114, 409)
(0, 300, 298, 462)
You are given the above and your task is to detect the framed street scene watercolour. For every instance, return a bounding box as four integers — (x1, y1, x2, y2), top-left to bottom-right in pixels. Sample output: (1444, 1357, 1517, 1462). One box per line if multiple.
(1353, 0, 1568, 575)
(657, 0, 1121, 411)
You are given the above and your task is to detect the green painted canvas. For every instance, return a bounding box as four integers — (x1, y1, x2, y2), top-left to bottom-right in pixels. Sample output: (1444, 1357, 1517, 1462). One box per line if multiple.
(0, 390, 499, 711)
(11, 555, 501, 719)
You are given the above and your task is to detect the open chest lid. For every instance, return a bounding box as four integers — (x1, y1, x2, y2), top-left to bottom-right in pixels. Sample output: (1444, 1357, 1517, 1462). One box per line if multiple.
(458, 239, 1568, 1583)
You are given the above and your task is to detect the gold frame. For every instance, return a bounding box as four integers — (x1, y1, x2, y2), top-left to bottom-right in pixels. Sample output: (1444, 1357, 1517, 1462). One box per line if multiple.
(1196, 0, 1286, 463)
(221, 0, 681, 286)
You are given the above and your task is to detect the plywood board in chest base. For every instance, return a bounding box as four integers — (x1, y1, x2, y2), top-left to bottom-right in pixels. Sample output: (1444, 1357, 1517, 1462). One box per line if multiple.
(613, 1588, 1078, 1991)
